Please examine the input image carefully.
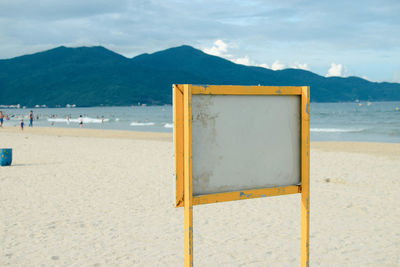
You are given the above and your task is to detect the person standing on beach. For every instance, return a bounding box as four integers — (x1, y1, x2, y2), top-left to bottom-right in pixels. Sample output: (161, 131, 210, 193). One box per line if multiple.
(20, 119, 24, 130)
(29, 110, 34, 127)
(0, 111, 4, 127)
(79, 115, 83, 128)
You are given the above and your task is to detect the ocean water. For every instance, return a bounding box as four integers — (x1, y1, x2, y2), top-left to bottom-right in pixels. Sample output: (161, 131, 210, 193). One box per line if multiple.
(1, 101, 399, 143)
(1, 106, 173, 133)
(311, 101, 400, 143)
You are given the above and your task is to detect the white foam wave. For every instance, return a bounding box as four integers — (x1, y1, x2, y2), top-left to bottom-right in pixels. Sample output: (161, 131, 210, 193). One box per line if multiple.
(130, 122, 155, 126)
(311, 128, 364, 133)
(47, 118, 68, 123)
(164, 123, 173, 128)
(48, 117, 109, 123)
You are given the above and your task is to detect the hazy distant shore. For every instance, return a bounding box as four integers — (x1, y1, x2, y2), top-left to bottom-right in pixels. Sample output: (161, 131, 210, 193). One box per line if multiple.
(0, 128, 399, 266)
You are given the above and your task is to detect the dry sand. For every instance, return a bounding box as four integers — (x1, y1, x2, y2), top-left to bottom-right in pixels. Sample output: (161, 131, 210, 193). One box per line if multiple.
(1, 127, 399, 266)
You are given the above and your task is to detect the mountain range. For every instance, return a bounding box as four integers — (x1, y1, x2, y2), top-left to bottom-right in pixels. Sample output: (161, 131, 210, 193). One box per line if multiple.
(0, 45, 399, 107)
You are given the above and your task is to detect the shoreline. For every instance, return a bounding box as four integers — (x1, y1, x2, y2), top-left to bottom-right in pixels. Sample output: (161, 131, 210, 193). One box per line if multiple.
(2, 125, 400, 148)
(0, 126, 172, 141)
(312, 141, 400, 157)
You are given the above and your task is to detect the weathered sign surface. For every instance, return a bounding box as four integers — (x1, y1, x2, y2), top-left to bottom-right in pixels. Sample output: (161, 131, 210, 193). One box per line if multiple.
(191, 94, 301, 195)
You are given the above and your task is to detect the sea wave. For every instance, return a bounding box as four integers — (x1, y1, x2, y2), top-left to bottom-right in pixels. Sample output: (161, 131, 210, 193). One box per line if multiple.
(163, 123, 173, 128)
(48, 117, 109, 123)
(311, 128, 364, 133)
(130, 122, 155, 126)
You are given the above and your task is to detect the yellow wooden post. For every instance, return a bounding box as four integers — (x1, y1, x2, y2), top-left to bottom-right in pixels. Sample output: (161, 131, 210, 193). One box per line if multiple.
(301, 86, 310, 267)
(184, 84, 194, 266)
(174, 85, 185, 207)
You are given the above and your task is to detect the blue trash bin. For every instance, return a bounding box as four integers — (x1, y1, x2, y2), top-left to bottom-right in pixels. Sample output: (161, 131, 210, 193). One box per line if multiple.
(0, 148, 12, 166)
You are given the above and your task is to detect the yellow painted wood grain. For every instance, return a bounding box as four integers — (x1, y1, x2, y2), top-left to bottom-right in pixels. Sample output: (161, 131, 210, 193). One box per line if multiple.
(301, 86, 310, 267)
(191, 84, 302, 95)
(174, 84, 184, 207)
(193, 185, 301, 205)
(184, 84, 194, 267)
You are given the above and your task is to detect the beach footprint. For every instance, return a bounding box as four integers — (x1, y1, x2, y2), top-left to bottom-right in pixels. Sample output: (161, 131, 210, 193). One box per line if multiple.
(324, 177, 346, 184)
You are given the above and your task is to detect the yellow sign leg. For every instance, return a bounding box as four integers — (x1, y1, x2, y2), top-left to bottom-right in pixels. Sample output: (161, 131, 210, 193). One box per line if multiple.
(301, 190, 310, 267)
(301, 86, 310, 267)
(184, 201, 193, 266)
(184, 84, 193, 266)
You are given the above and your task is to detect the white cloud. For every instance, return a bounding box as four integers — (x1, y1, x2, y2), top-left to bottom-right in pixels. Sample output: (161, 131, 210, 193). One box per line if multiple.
(203, 39, 230, 57)
(258, 63, 269, 69)
(258, 61, 309, 71)
(204, 40, 311, 73)
(233, 55, 252, 65)
(271, 60, 286, 70)
(203, 40, 253, 66)
(289, 62, 309, 70)
(326, 63, 347, 77)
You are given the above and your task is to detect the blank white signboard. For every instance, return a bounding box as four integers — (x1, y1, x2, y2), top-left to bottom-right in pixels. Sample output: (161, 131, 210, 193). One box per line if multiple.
(192, 94, 301, 196)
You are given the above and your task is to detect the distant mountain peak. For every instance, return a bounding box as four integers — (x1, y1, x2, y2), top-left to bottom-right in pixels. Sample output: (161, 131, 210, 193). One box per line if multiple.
(168, 44, 198, 51)
(0, 45, 399, 107)
(134, 44, 204, 58)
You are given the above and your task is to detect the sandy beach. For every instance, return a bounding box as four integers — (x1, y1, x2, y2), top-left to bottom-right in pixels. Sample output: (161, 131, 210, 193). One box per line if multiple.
(1, 127, 399, 266)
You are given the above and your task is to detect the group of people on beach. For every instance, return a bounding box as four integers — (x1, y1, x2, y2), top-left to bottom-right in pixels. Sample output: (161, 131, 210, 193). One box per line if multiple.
(18, 110, 35, 130)
(0, 110, 107, 129)
(0, 110, 35, 130)
(0, 111, 17, 128)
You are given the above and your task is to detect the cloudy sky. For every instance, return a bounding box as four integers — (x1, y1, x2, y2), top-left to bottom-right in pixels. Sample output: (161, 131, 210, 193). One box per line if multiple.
(1, 0, 399, 82)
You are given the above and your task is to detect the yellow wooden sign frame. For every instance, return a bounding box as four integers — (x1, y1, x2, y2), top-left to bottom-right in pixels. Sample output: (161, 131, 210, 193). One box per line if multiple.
(174, 84, 310, 267)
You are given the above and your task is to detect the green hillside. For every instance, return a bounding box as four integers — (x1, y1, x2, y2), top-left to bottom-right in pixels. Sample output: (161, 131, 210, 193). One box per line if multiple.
(0, 45, 399, 107)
